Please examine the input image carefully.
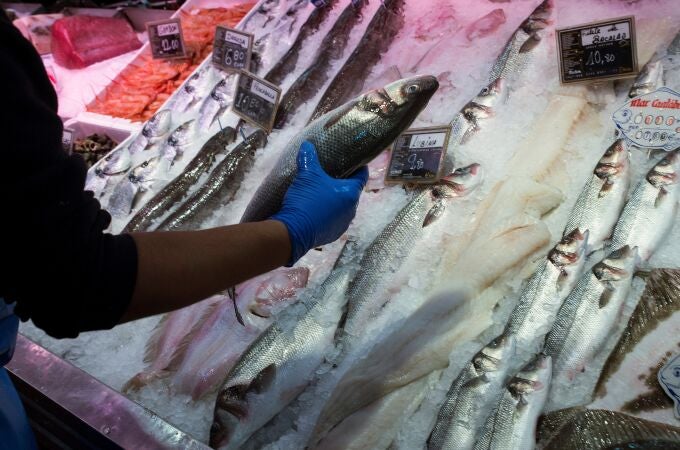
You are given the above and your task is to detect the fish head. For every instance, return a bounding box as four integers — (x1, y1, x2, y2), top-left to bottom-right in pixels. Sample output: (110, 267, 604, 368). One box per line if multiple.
(130, 156, 160, 183)
(211, 78, 234, 103)
(647, 150, 680, 188)
(522, 0, 554, 33)
(508, 354, 552, 399)
(473, 334, 516, 373)
(168, 120, 197, 148)
(437, 163, 483, 197)
(659, 353, 680, 391)
(549, 228, 589, 269)
(143, 109, 173, 139)
(630, 60, 664, 98)
(593, 246, 638, 282)
(98, 148, 131, 176)
(595, 140, 629, 179)
(249, 267, 310, 317)
(464, 78, 507, 122)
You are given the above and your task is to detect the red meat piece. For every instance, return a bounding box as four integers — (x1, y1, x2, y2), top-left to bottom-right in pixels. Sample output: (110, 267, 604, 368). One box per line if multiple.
(51, 15, 142, 69)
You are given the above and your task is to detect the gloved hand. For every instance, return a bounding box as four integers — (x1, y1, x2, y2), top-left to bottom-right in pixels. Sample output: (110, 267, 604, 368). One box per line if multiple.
(271, 141, 368, 266)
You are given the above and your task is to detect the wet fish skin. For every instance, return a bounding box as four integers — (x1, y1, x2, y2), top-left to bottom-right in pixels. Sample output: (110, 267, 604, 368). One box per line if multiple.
(198, 77, 236, 131)
(128, 109, 173, 155)
(158, 130, 268, 232)
(172, 68, 211, 113)
(160, 119, 198, 167)
(450, 78, 507, 146)
(629, 59, 664, 98)
(85, 146, 132, 194)
(609, 149, 680, 261)
(241, 75, 439, 224)
(474, 354, 552, 450)
(122, 127, 237, 233)
(562, 139, 631, 251)
(107, 156, 160, 217)
(544, 246, 638, 384)
(427, 334, 517, 450)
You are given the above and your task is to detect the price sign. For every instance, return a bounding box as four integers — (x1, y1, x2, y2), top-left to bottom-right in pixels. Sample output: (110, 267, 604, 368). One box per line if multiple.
(557, 16, 637, 84)
(62, 128, 74, 154)
(232, 72, 281, 132)
(147, 18, 187, 60)
(385, 126, 451, 184)
(213, 26, 253, 72)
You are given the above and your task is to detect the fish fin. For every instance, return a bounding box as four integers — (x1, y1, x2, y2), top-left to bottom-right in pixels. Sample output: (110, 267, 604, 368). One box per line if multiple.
(598, 179, 614, 197)
(122, 369, 170, 393)
(655, 187, 669, 207)
(249, 364, 277, 394)
(143, 314, 170, 364)
(599, 286, 614, 308)
(423, 200, 445, 227)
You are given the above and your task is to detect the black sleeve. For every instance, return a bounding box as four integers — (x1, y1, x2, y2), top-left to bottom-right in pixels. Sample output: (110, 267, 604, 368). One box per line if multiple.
(0, 11, 138, 339)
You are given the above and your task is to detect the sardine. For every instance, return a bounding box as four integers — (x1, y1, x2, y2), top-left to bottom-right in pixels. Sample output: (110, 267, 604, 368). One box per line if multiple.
(474, 354, 552, 450)
(488, 0, 554, 83)
(539, 408, 680, 449)
(427, 334, 517, 450)
(449, 78, 507, 146)
(505, 228, 589, 360)
(309, 0, 406, 123)
(198, 78, 236, 131)
(241, 75, 438, 224)
(596, 268, 680, 396)
(544, 246, 638, 384)
(85, 146, 132, 194)
(609, 149, 680, 261)
(123, 127, 237, 233)
(160, 119, 198, 167)
(158, 130, 268, 232)
(128, 109, 173, 155)
(629, 59, 664, 98)
(562, 139, 631, 251)
(107, 156, 160, 217)
(172, 68, 211, 113)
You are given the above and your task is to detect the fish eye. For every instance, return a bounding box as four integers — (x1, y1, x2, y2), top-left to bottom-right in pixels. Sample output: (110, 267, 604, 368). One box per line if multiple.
(406, 84, 420, 94)
(480, 87, 490, 95)
(674, 367, 680, 377)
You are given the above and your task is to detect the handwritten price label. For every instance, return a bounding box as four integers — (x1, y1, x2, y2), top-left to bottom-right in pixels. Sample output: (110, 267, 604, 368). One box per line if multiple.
(213, 26, 253, 72)
(386, 126, 451, 184)
(147, 19, 187, 60)
(232, 72, 281, 132)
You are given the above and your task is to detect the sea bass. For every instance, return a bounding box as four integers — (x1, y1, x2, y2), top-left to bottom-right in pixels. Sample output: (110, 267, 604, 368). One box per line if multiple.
(128, 109, 173, 155)
(474, 354, 552, 450)
(562, 139, 631, 252)
(544, 246, 638, 385)
(609, 149, 680, 261)
(159, 130, 268, 232)
(240, 75, 439, 224)
(123, 126, 237, 233)
(107, 156, 160, 217)
(629, 59, 664, 98)
(427, 334, 517, 450)
(449, 78, 507, 147)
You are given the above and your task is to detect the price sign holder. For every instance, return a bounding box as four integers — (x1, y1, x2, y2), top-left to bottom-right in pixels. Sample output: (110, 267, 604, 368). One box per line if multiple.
(146, 18, 187, 60)
(62, 128, 74, 154)
(557, 16, 637, 84)
(213, 26, 254, 72)
(232, 72, 281, 133)
(385, 126, 451, 184)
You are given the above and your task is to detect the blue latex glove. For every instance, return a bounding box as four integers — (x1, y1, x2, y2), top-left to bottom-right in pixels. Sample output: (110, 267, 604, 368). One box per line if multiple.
(271, 141, 368, 266)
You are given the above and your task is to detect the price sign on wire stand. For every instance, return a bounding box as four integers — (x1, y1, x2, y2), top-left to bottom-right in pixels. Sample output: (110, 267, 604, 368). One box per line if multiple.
(232, 72, 281, 133)
(385, 126, 451, 184)
(213, 26, 253, 72)
(147, 18, 187, 60)
(62, 128, 74, 154)
(557, 16, 637, 84)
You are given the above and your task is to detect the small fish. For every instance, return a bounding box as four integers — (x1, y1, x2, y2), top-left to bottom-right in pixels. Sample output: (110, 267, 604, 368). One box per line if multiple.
(466, 9, 507, 41)
(172, 68, 210, 113)
(427, 334, 517, 450)
(609, 149, 680, 261)
(474, 354, 552, 450)
(544, 246, 638, 384)
(85, 146, 132, 194)
(198, 78, 236, 131)
(107, 156, 160, 218)
(450, 78, 507, 146)
(562, 139, 631, 252)
(128, 109, 173, 155)
(629, 59, 664, 98)
(160, 119, 197, 167)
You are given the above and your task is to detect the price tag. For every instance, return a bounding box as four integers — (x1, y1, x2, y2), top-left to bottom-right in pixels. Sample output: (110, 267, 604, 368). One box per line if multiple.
(385, 126, 451, 184)
(147, 18, 187, 60)
(557, 16, 637, 84)
(62, 128, 74, 154)
(232, 72, 281, 132)
(613, 87, 680, 151)
(213, 26, 253, 72)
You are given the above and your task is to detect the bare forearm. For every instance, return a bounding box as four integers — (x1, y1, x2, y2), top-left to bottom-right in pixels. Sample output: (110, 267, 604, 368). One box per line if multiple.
(120, 220, 290, 322)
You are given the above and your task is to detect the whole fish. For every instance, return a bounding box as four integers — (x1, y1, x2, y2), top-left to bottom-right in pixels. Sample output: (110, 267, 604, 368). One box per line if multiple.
(107, 156, 160, 218)
(85, 146, 132, 194)
(241, 75, 439, 224)
(273, 0, 367, 128)
(198, 77, 236, 131)
(629, 59, 664, 98)
(609, 149, 680, 261)
(172, 68, 211, 113)
(488, 0, 554, 83)
(474, 354, 552, 450)
(544, 246, 638, 383)
(210, 243, 358, 450)
(158, 130, 268, 232)
(122, 127, 237, 233)
(309, 0, 406, 122)
(128, 109, 173, 155)
(505, 228, 588, 359)
(540, 408, 680, 450)
(160, 119, 198, 168)
(449, 78, 507, 146)
(427, 334, 517, 450)
(339, 164, 483, 350)
(562, 139, 631, 252)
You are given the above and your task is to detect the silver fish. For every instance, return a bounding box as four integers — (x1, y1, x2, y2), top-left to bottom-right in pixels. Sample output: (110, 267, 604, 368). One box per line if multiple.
(85, 146, 132, 194)
(240, 75, 439, 224)
(128, 109, 173, 155)
(160, 119, 197, 167)
(506, 228, 589, 361)
(609, 149, 680, 261)
(474, 354, 552, 450)
(488, 0, 553, 84)
(210, 241, 359, 450)
(427, 334, 517, 450)
(629, 59, 664, 98)
(122, 127, 237, 233)
(198, 78, 236, 131)
(107, 156, 160, 217)
(449, 78, 507, 146)
(562, 140, 631, 252)
(544, 246, 638, 384)
(172, 68, 211, 113)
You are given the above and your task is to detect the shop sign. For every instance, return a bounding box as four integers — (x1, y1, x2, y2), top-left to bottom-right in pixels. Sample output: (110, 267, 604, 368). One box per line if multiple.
(213, 26, 253, 73)
(147, 18, 187, 60)
(232, 72, 281, 132)
(385, 126, 451, 184)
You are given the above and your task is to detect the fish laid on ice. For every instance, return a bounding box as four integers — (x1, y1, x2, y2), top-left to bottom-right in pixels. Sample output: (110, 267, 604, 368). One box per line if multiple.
(198, 77, 236, 131)
(107, 156, 160, 218)
(562, 139, 631, 252)
(427, 335, 516, 450)
(544, 246, 637, 385)
(85, 146, 132, 194)
(465, 8, 506, 41)
(241, 75, 439, 224)
(123, 126, 237, 233)
(609, 149, 680, 261)
(449, 78, 507, 147)
(160, 119, 198, 168)
(171, 67, 211, 113)
(128, 109, 173, 155)
(629, 59, 664, 98)
(474, 354, 552, 450)
(158, 130, 268, 232)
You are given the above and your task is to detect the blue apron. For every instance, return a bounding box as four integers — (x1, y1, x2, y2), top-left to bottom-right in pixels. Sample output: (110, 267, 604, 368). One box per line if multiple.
(0, 300, 37, 450)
